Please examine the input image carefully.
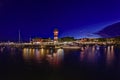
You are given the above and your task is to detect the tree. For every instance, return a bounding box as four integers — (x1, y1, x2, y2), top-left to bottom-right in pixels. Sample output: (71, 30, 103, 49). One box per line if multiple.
(60, 37, 75, 42)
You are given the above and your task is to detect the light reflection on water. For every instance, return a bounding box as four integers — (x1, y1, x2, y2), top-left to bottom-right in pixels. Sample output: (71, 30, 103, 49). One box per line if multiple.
(80, 45, 115, 66)
(80, 45, 99, 63)
(23, 48, 47, 63)
(23, 48, 64, 66)
(106, 46, 114, 66)
(0, 45, 117, 67)
(1, 45, 120, 80)
(47, 48, 64, 67)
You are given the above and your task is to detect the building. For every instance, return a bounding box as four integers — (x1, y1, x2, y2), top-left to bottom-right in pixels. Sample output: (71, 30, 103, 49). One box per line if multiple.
(53, 29, 59, 44)
(32, 37, 53, 44)
(31, 28, 59, 44)
(32, 38, 42, 44)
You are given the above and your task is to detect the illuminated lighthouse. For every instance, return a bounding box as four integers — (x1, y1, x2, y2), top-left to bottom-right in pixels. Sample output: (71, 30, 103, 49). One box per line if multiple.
(53, 29, 59, 44)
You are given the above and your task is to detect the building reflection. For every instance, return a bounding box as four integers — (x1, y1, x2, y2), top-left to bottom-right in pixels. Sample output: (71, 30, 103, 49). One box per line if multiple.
(34, 49, 41, 62)
(23, 48, 32, 61)
(23, 48, 64, 66)
(23, 48, 46, 63)
(47, 48, 64, 67)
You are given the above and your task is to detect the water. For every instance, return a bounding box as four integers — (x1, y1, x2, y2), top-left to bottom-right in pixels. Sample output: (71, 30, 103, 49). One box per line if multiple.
(0, 45, 120, 80)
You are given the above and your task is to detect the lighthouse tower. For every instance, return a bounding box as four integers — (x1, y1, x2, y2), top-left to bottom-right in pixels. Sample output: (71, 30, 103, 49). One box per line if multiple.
(53, 29, 59, 44)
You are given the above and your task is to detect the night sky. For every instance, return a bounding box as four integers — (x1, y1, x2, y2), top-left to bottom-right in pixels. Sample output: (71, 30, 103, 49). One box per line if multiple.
(0, 0, 120, 42)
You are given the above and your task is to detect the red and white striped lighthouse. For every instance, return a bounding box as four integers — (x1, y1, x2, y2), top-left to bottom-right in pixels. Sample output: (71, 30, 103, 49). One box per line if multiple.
(53, 29, 59, 43)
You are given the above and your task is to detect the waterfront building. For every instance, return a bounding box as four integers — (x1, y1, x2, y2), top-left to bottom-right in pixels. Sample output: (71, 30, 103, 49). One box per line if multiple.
(32, 37, 52, 44)
(32, 38, 42, 44)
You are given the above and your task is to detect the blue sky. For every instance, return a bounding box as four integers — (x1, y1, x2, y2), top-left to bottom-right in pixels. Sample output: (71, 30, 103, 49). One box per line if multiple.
(0, 0, 120, 41)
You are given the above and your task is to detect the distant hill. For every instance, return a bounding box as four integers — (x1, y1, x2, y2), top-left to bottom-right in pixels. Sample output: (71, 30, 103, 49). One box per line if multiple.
(97, 22, 120, 38)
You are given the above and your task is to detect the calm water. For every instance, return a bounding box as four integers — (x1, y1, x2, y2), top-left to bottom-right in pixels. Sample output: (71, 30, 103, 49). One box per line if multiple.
(0, 45, 120, 80)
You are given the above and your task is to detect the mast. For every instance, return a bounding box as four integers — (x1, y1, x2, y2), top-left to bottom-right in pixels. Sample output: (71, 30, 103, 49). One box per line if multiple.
(19, 30, 21, 43)
(29, 36, 31, 43)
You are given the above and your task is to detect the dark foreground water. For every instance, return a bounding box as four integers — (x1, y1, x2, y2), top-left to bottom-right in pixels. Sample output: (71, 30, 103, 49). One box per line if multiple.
(0, 45, 120, 80)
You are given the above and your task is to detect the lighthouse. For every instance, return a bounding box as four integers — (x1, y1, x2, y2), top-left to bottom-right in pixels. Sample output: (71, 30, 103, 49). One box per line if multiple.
(53, 29, 59, 44)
